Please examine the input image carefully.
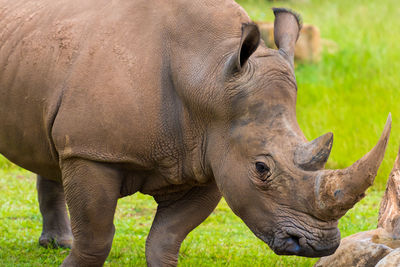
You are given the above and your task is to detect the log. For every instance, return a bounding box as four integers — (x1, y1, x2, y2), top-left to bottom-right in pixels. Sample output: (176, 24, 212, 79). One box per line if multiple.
(379, 148, 400, 237)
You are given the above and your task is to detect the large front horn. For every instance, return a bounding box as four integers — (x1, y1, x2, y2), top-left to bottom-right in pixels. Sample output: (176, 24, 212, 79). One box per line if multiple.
(294, 132, 333, 171)
(314, 114, 391, 220)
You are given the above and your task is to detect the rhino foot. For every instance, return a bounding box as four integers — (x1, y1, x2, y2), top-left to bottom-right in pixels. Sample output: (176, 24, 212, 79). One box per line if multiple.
(37, 175, 72, 249)
(39, 232, 73, 249)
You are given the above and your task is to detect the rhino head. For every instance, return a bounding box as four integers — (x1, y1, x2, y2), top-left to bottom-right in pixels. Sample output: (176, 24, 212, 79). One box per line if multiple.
(206, 8, 391, 257)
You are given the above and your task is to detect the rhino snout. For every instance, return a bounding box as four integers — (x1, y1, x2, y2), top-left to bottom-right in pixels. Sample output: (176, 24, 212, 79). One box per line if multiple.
(271, 227, 340, 257)
(254, 223, 340, 258)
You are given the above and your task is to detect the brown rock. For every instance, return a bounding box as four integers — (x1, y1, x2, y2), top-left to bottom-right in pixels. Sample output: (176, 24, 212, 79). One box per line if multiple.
(376, 248, 400, 267)
(315, 237, 392, 267)
(257, 22, 321, 63)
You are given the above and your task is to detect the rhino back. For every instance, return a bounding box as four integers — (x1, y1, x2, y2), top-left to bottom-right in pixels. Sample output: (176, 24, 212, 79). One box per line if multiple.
(0, 0, 162, 175)
(0, 0, 251, 188)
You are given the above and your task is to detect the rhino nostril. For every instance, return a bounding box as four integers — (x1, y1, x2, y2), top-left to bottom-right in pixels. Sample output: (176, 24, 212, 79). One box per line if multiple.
(284, 235, 301, 254)
(288, 234, 300, 243)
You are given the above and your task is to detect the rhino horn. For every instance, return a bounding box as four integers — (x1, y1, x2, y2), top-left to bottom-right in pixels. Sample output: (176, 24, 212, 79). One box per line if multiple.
(315, 114, 391, 220)
(294, 132, 333, 171)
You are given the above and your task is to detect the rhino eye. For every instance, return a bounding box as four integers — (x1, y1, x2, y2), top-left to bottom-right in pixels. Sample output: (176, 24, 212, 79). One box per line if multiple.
(255, 162, 271, 176)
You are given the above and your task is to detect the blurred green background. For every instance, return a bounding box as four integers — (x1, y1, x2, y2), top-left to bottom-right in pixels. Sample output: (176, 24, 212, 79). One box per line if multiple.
(1, 0, 399, 266)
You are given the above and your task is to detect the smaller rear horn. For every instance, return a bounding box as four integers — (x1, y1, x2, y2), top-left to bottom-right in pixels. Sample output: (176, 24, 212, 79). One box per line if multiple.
(294, 132, 333, 171)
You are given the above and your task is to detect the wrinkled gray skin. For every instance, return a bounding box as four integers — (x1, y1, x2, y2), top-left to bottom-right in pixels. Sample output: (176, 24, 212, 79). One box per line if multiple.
(0, 0, 391, 266)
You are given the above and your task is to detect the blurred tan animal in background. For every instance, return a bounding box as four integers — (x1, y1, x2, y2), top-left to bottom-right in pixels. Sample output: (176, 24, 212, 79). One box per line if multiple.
(257, 21, 321, 63)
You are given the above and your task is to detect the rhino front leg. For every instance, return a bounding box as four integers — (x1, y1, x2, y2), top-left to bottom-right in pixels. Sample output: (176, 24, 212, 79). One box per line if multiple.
(37, 175, 73, 248)
(60, 159, 122, 267)
(146, 182, 222, 267)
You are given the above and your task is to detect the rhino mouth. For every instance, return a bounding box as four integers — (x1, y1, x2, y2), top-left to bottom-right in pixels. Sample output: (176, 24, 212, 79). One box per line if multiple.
(254, 225, 340, 257)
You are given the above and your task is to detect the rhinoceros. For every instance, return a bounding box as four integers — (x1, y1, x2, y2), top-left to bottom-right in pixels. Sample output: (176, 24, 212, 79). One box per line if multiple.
(0, 0, 391, 266)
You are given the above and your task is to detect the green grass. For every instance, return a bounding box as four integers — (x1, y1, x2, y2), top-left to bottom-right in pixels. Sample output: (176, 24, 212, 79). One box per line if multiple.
(1, 0, 399, 266)
(0, 170, 383, 266)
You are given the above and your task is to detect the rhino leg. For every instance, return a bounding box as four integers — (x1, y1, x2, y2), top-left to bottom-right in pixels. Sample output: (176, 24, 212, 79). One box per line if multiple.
(59, 159, 122, 267)
(37, 175, 73, 248)
(146, 182, 221, 267)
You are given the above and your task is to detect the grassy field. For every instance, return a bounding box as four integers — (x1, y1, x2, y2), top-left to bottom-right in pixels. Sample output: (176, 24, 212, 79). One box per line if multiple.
(0, 170, 383, 266)
(1, 0, 400, 266)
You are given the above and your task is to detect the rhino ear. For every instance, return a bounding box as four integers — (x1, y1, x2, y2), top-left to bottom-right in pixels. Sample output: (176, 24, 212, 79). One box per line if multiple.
(228, 23, 260, 73)
(273, 8, 302, 66)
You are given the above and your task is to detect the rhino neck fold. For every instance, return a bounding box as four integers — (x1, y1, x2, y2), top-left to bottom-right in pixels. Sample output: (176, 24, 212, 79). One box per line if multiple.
(156, 118, 212, 187)
(188, 132, 212, 184)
